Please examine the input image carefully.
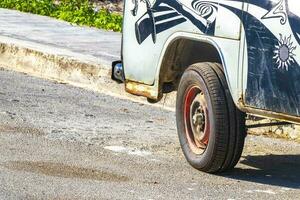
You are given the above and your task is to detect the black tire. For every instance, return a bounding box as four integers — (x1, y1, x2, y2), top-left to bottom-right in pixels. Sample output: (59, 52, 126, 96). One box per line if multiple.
(176, 62, 246, 173)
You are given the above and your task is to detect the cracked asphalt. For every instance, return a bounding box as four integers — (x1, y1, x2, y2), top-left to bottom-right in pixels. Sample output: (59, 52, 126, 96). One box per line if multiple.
(0, 67, 299, 200)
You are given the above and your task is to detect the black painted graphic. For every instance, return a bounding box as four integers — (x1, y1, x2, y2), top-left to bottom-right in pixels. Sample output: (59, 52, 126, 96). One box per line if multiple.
(286, 3, 300, 45)
(134, 0, 157, 44)
(261, 0, 287, 25)
(235, 0, 300, 45)
(133, 0, 217, 44)
(220, 1, 300, 116)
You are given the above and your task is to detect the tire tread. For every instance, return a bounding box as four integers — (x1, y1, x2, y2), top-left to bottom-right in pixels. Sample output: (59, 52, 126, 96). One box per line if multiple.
(176, 62, 246, 173)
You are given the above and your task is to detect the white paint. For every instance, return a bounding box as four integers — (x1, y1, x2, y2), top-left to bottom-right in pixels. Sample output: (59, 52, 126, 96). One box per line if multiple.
(246, 189, 277, 195)
(128, 149, 152, 156)
(215, 2, 242, 40)
(104, 146, 127, 152)
(288, 0, 300, 17)
(104, 146, 152, 157)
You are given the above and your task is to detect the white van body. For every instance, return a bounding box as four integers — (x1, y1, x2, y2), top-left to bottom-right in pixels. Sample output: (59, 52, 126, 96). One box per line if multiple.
(119, 0, 300, 123)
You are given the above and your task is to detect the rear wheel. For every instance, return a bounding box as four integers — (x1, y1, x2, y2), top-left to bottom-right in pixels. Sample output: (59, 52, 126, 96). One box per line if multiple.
(176, 62, 246, 173)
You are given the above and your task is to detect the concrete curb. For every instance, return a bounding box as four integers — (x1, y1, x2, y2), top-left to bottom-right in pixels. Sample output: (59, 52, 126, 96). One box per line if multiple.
(0, 37, 299, 142)
(0, 36, 176, 110)
(0, 36, 112, 87)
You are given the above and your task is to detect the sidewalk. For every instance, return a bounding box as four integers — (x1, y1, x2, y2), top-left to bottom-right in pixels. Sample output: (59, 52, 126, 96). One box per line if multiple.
(0, 8, 133, 107)
(0, 8, 121, 67)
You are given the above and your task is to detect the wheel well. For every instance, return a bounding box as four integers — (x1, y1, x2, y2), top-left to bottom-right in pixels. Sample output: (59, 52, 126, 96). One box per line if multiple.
(159, 38, 222, 93)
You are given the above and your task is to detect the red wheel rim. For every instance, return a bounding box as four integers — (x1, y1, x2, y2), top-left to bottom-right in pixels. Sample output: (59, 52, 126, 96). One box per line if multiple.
(183, 85, 210, 155)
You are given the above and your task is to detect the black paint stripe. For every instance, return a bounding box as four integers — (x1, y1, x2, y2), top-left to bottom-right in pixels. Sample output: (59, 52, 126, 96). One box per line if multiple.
(156, 17, 187, 33)
(153, 5, 174, 12)
(155, 12, 180, 22)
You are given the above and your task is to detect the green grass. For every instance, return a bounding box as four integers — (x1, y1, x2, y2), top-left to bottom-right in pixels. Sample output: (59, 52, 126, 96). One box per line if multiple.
(0, 0, 122, 32)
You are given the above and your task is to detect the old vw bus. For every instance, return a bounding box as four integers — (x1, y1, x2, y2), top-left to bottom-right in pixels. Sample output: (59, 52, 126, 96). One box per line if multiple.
(112, 0, 300, 173)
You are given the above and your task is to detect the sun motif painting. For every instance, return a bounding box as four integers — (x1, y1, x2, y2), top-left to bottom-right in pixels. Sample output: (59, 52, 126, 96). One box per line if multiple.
(273, 34, 297, 71)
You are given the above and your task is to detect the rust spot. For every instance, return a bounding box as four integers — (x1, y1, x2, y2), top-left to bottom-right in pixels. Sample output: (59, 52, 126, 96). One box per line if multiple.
(125, 81, 158, 100)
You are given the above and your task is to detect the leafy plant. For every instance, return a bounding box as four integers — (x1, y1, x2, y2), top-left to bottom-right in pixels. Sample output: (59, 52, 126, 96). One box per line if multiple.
(0, 0, 122, 32)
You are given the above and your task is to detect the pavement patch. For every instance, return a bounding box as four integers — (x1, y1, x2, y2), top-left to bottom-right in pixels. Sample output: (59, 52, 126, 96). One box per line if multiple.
(2, 161, 130, 182)
(0, 124, 44, 136)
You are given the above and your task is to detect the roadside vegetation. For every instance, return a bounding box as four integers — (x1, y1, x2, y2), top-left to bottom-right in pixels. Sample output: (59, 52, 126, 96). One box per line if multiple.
(0, 0, 122, 32)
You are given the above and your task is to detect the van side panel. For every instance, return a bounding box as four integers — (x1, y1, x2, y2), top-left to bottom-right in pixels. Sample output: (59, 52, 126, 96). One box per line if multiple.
(122, 0, 300, 119)
(239, 1, 300, 116)
(122, 0, 244, 86)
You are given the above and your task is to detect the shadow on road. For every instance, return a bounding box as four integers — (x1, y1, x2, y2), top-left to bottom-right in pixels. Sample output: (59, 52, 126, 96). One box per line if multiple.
(222, 154, 300, 189)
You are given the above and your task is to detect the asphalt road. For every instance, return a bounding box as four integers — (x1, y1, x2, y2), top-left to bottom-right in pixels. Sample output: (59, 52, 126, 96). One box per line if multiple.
(0, 68, 299, 200)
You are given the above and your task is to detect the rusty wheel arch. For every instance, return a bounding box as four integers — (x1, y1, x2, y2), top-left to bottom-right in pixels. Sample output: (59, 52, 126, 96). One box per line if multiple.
(158, 38, 223, 94)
